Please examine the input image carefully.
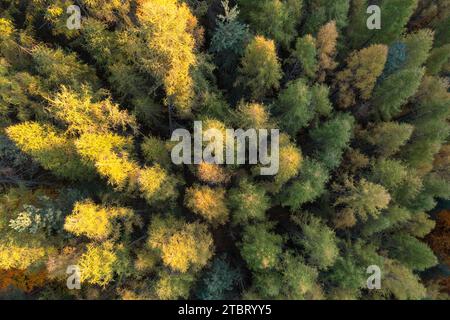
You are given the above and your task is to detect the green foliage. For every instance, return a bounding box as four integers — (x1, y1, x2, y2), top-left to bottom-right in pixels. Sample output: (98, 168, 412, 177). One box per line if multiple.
(275, 79, 313, 136)
(302, 0, 350, 34)
(228, 180, 269, 225)
(280, 158, 329, 210)
(240, 223, 283, 272)
(373, 67, 424, 120)
(387, 233, 438, 271)
(236, 36, 283, 100)
(293, 35, 318, 79)
(237, 0, 302, 48)
(196, 255, 241, 300)
(310, 113, 354, 169)
(292, 215, 339, 270)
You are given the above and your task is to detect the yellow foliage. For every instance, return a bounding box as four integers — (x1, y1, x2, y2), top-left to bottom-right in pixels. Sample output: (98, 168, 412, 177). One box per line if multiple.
(196, 162, 230, 184)
(6, 121, 94, 180)
(137, 0, 197, 117)
(274, 144, 303, 188)
(336, 44, 388, 108)
(237, 35, 282, 99)
(237, 102, 270, 129)
(0, 241, 46, 270)
(64, 200, 133, 241)
(148, 216, 214, 272)
(75, 133, 139, 189)
(78, 241, 117, 287)
(185, 185, 229, 226)
(48, 87, 137, 135)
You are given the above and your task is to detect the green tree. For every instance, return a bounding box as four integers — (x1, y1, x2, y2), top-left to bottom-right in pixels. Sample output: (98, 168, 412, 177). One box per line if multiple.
(240, 223, 283, 272)
(236, 36, 282, 100)
(387, 233, 438, 271)
(274, 79, 313, 136)
(310, 113, 354, 169)
(293, 35, 318, 79)
(292, 215, 339, 270)
(228, 180, 269, 225)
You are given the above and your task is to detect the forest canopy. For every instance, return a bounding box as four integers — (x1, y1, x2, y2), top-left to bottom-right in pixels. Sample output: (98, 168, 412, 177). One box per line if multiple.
(0, 0, 449, 300)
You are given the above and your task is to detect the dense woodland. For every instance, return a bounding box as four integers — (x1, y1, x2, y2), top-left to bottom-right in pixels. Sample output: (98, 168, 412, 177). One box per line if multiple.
(0, 0, 449, 300)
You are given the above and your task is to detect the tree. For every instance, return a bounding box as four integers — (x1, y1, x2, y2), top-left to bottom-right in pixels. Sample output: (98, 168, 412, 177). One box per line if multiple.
(240, 223, 283, 272)
(75, 132, 139, 189)
(64, 200, 134, 241)
(185, 185, 229, 227)
(236, 36, 282, 100)
(196, 255, 241, 300)
(280, 158, 329, 210)
(387, 233, 438, 271)
(426, 44, 450, 75)
(274, 79, 313, 136)
(293, 35, 318, 79)
(155, 270, 195, 300)
(138, 165, 179, 205)
(279, 252, 322, 299)
(362, 122, 414, 157)
(228, 179, 269, 225)
(382, 260, 427, 300)
(335, 178, 391, 222)
(348, 0, 419, 48)
(316, 20, 338, 82)
(292, 215, 339, 270)
(336, 45, 388, 109)
(136, 0, 197, 117)
(272, 141, 303, 190)
(237, 0, 302, 48)
(310, 84, 333, 117)
(147, 215, 214, 273)
(302, 0, 350, 34)
(210, 0, 250, 56)
(47, 87, 137, 135)
(78, 241, 118, 287)
(6, 122, 94, 181)
(310, 113, 354, 169)
(373, 67, 424, 120)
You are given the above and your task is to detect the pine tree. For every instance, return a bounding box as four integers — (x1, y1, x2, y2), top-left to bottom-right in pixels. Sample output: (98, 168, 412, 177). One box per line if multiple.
(280, 158, 329, 210)
(373, 67, 424, 120)
(274, 79, 313, 136)
(336, 45, 388, 109)
(228, 180, 269, 225)
(185, 185, 229, 227)
(302, 0, 350, 35)
(147, 215, 214, 273)
(293, 35, 318, 79)
(310, 113, 354, 169)
(292, 215, 339, 270)
(386, 233, 438, 271)
(240, 223, 283, 272)
(6, 122, 95, 181)
(236, 36, 282, 100)
(64, 200, 134, 241)
(236, 0, 302, 48)
(316, 21, 338, 82)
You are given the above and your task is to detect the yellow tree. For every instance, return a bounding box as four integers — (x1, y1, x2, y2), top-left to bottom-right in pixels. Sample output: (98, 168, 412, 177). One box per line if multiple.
(147, 215, 214, 273)
(136, 0, 197, 117)
(185, 185, 229, 226)
(6, 121, 94, 181)
(64, 200, 134, 241)
(336, 45, 388, 108)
